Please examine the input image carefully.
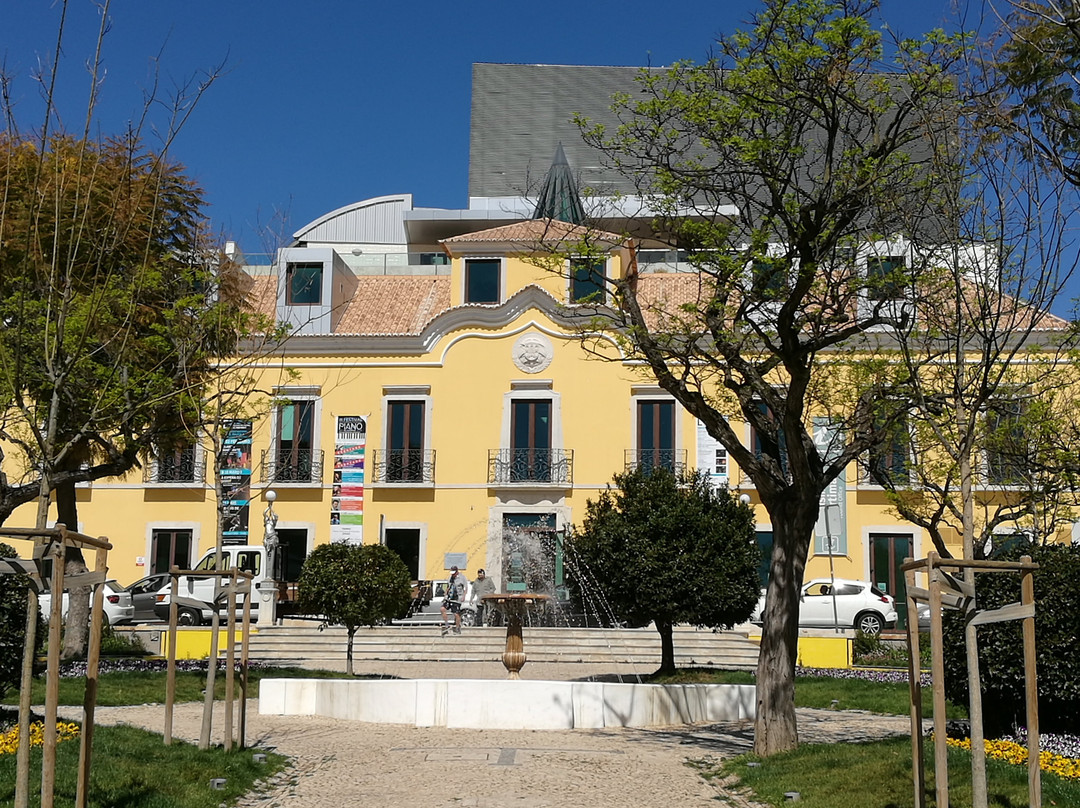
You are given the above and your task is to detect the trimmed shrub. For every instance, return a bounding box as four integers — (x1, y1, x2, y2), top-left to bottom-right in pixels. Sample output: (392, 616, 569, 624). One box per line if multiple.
(942, 543, 1080, 736)
(0, 542, 44, 698)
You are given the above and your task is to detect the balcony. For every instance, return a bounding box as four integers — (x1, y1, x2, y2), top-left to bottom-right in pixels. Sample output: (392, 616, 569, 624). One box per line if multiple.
(624, 449, 688, 476)
(260, 449, 324, 484)
(488, 449, 573, 486)
(371, 449, 436, 484)
(143, 451, 205, 485)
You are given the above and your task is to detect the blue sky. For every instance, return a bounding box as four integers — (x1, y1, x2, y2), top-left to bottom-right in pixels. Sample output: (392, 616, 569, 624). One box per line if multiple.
(0, 0, 1000, 258)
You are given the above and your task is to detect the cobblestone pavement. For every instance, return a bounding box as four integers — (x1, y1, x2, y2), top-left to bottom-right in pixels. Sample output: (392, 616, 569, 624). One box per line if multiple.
(58, 665, 926, 808)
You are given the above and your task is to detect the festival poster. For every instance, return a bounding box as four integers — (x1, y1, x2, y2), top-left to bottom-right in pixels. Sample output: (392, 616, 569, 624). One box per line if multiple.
(696, 419, 728, 488)
(220, 419, 253, 544)
(331, 415, 365, 544)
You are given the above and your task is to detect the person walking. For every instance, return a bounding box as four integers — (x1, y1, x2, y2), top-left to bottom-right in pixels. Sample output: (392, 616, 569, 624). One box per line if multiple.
(441, 566, 468, 635)
(471, 568, 496, 626)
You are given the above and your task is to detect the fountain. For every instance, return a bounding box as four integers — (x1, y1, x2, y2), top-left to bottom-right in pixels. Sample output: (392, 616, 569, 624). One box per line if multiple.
(258, 519, 757, 729)
(482, 593, 551, 679)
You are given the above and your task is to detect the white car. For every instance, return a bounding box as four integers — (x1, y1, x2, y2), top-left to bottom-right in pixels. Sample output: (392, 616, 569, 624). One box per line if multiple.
(39, 580, 135, 627)
(752, 578, 897, 634)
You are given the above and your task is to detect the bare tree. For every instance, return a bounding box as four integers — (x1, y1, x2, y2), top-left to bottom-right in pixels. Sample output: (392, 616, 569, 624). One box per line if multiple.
(870, 21, 1080, 561)
(0, 0, 236, 658)
(563, 0, 1044, 755)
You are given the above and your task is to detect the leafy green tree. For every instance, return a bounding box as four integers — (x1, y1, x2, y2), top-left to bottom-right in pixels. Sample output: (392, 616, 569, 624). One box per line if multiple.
(298, 543, 413, 675)
(567, 468, 761, 675)
(0, 542, 42, 699)
(0, 132, 253, 658)
(573, 0, 971, 753)
(999, 1, 1080, 185)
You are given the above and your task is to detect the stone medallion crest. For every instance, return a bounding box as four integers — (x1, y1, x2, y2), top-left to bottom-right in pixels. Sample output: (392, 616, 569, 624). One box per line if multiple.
(512, 333, 554, 374)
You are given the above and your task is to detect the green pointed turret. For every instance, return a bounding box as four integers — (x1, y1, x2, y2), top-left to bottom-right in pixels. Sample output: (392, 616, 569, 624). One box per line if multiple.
(532, 143, 585, 225)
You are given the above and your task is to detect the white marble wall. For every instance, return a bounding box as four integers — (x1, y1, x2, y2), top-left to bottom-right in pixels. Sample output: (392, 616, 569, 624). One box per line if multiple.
(259, 678, 756, 729)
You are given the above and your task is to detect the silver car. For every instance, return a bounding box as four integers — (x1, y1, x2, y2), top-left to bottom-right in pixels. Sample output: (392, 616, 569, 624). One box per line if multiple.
(396, 579, 478, 626)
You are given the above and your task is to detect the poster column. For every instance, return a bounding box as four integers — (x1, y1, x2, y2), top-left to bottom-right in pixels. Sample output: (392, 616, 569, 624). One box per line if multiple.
(331, 416, 366, 545)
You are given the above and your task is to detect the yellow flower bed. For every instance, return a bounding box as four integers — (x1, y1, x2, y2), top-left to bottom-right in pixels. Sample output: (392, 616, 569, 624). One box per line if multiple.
(946, 737, 1080, 781)
(0, 722, 80, 755)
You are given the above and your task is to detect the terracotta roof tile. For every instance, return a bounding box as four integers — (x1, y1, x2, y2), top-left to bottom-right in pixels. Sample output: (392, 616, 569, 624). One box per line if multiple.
(635, 273, 709, 331)
(335, 276, 451, 335)
(242, 275, 278, 321)
(440, 218, 625, 247)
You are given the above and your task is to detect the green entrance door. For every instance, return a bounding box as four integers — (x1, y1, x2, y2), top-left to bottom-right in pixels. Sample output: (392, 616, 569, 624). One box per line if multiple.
(502, 513, 562, 595)
(870, 533, 911, 628)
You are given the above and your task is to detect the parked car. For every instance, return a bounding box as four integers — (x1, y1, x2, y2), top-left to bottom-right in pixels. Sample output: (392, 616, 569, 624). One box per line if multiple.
(39, 580, 135, 627)
(151, 545, 269, 626)
(126, 572, 172, 623)
(751, 578, 897, 634)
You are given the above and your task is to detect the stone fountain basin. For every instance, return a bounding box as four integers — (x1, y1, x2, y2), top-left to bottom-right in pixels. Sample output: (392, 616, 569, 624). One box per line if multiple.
(259, 678, 756, 730)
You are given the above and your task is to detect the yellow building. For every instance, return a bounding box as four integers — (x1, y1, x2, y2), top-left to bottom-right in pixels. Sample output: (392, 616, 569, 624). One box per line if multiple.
(5, 65, 1073, 629)
(0, 193, 996, 605)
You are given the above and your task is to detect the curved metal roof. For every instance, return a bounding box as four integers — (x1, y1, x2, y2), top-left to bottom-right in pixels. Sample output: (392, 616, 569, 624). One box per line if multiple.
(291, 194, 413, 245)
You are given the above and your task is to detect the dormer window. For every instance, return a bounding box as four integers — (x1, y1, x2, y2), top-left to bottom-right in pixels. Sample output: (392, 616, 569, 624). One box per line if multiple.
(570, 258, 606, 304)
(866, 256, 906, 301)
(748, 259, 787, 302)
(286, 262, 323, 305)
(465, 258, 501, 303)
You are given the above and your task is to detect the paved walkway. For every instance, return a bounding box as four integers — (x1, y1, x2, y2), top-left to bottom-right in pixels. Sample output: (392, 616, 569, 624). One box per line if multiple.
(63, 662, 924, 808)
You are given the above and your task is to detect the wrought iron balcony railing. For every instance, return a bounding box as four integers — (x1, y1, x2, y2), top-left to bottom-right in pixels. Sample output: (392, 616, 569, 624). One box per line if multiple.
(143, 450, 205, 484)
(371, 449, 436, 484)
(624, 448, 688, 476)
(260, 449, 324, 484)
(488, 448, 573, 486)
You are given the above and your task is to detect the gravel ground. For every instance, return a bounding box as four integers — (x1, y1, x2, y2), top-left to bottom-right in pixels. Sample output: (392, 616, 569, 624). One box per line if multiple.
(51, 661, 923, 808)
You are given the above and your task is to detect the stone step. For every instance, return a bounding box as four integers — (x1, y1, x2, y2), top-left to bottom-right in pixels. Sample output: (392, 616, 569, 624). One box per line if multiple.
(242, 623, 761, 669)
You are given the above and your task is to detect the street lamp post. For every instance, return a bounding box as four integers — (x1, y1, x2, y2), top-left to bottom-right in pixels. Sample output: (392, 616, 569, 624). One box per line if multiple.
(262, 490, 279, 625)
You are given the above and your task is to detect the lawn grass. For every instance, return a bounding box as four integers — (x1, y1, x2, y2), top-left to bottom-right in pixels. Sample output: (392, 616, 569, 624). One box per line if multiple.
(648, 668, 967, 718)
(2, 665, 352, 707)
(0, 724, 287, 808)
(704, 736, 1080, 808)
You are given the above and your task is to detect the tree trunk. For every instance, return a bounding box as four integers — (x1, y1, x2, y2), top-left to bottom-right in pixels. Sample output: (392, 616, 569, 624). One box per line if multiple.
(346, 626, 356, 676)
(55, 480, 91, 660)
(753, 496, 817, 756)
(655, 620, 675, 675)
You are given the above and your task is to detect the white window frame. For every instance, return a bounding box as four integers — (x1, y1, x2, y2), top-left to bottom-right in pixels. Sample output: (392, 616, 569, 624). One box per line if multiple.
(493, 380, 567, 487)
(269, 386, 323, 487)
(630, 386, 682, 472)
(147, 441, 207, 487)
(501, 380, 562, 450)
(462, 255, 505, 305)
(145, 522, 203, 572)
(378, 385, 434, 487)
(859, 415, 914, 489)
(742, 396, 787, 488)
(857, 238, 915, 326)
(381, 520, 428, 578)
(567, 255, 609, 304)
(979, 398, 1030, 491)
